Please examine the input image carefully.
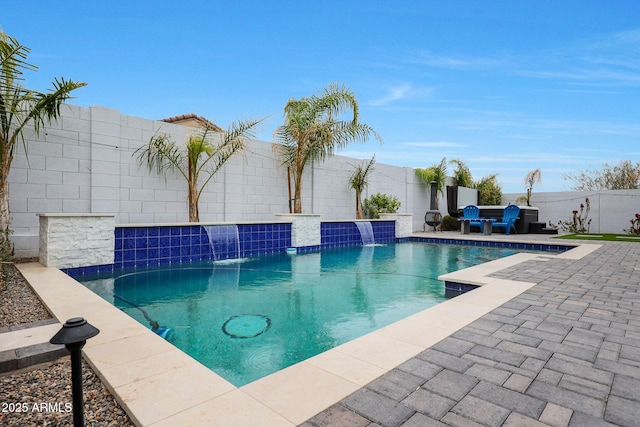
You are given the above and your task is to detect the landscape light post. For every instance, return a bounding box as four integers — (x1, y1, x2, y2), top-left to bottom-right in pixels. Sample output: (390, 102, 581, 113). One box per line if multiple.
(50, 317, 100, 427)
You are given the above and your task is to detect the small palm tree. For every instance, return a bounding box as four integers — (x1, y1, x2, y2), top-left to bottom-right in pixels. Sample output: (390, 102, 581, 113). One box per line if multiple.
(1, 31, 86, 261)
(349, 155, 375, 219)
(523, 168, 542, 206)
(415, 157, 448, 209)
(274, 82, 381, 213)
(135, 118, 263, 222)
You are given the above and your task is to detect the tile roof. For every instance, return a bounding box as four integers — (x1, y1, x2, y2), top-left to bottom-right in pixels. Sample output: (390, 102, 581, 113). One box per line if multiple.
(160, 113, 223, 132)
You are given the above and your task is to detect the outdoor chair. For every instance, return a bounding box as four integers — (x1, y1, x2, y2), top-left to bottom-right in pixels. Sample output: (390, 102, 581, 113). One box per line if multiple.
(492, 205, 520, 235)
(463, 205, 484, 233)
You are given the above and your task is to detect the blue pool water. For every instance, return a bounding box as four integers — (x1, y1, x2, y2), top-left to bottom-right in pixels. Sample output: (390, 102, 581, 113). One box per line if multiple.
(80, 242, 529, 386)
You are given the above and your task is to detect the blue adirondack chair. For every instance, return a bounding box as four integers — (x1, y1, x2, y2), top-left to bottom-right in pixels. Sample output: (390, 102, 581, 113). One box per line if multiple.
(463, 205, 484, 233)
(493, 205, 520, 235)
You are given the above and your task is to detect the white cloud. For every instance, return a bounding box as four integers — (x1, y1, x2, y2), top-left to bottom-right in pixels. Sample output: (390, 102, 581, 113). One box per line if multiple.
(402, 141, 468, 148)
(406, 50, 507, 69)
(369, 83, 433, 106)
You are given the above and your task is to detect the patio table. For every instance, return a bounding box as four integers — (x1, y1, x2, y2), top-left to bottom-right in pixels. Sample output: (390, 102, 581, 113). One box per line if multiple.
(458, 218, 496, 235)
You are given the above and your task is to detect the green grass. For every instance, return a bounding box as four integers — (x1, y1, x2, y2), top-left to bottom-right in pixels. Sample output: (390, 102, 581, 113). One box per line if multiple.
(555, 233, 640, 242)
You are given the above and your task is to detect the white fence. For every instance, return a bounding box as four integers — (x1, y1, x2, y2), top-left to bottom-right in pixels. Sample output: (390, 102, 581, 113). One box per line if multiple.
(8, 105, 430, 258)
(503, 190, 640, 235)
(8, 104, 639, 258)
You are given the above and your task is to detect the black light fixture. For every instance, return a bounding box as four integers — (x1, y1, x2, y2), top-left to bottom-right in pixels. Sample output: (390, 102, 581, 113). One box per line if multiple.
(50, 317, 100, 427)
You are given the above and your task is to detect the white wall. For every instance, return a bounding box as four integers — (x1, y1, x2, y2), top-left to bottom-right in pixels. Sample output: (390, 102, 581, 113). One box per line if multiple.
(11, 104, 636, 258)
(8, 105, 430, 257)
(503, 189, 640, 234)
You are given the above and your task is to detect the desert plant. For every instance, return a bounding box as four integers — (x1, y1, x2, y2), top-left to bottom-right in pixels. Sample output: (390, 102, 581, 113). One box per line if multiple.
(625, 213, 640, 235)
(349, 155, 375, 219)
(557, 197, 591, 233)
(135, 118, 263, 222)
(0, 31, 86, 263)
(274, 82, 381, 213)
(475, 174, 502, 205)
(363, 193, 400, 219)
(441, 215, 460, 231)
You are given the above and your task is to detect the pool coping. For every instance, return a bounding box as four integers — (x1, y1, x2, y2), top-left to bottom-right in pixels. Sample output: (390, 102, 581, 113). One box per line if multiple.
(17, 238, 601, 426)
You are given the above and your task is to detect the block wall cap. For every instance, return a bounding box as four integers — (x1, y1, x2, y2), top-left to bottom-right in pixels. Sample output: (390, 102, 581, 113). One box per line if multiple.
(37, 213, 116, 218)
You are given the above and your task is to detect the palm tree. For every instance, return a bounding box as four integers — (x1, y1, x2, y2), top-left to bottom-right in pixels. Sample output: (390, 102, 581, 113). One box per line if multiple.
(0, 31, 86, 260)
(415, 157, 448, 209)
(349, 155, 375, 219)
(523, 168, 541, 206)
(134, 118, 263, 222)
(274, 82, 381, 213)
(449, 158, 473, 187)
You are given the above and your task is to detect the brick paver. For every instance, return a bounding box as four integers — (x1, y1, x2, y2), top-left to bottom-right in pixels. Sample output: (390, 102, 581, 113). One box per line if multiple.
(301, 241, 640, 427)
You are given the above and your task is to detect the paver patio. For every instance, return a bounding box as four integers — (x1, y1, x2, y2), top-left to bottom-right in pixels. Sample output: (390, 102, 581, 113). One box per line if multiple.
(303, 239, 640, 427)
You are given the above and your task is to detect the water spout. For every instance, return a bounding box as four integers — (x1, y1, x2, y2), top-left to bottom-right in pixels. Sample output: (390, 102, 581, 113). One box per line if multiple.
(203, 225, 241, 261)
(355, 221, 375, 245)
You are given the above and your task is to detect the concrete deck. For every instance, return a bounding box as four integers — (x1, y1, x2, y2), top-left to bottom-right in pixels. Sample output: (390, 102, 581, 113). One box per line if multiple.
(5, 232, 640, 426)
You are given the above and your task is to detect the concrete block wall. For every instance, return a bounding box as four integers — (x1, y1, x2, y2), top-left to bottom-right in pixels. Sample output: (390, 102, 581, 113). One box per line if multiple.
(8, 105, 425, 258)
(503, 189, 640, 234)
(11, 104, 637, 258)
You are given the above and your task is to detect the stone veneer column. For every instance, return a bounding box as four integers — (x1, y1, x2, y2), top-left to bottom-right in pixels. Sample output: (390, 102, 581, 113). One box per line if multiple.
(380, 213, 413, 238)
(274, 214, 321, 247)
(38, 213, 115, 268)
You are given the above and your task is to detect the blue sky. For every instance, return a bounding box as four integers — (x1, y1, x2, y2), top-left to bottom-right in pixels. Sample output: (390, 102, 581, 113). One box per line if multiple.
(3, 1, 639, 194)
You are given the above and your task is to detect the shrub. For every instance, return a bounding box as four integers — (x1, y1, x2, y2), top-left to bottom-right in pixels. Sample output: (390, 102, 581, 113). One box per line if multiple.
(625, 213, 640, 235)
(557, 197, 591, 233)
(364, 193, 401, 219)
(441, 215, 460, 231)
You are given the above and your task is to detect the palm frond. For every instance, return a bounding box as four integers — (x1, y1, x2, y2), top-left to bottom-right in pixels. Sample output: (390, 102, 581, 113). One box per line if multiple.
(195, 117, 264, 200)
(24, 77, 86, 136)
(134, 134, 188, 180)
(349, 155, 375, 192)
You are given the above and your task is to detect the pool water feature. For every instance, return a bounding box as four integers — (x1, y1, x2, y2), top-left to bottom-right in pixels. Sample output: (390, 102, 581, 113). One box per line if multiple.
(203, 224, 241, 261)
(80, 242, 529, 386)
(355, 221, 376, 245)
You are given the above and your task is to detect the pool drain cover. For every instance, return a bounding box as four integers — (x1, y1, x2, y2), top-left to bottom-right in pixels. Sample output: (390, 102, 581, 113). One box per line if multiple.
(222, 314, 271, 338)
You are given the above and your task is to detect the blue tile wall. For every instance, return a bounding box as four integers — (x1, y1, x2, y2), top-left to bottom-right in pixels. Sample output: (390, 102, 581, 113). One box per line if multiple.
(321, 221, 395, 248)
(112, 223, 292, 270)
(444, 281, 480, 293)
(62, 220, 574, 278)
(372, 221, 396, 242)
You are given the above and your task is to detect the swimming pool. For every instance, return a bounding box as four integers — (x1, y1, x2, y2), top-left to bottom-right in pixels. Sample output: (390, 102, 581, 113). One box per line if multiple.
(80, 241, 534, 386)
